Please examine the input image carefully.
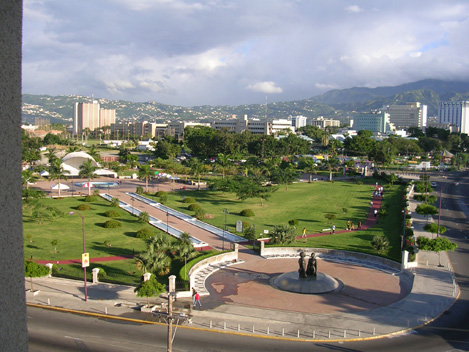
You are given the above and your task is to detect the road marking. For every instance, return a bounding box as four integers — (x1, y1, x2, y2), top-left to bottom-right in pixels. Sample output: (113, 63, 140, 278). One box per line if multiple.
(65, 336, 82, 340)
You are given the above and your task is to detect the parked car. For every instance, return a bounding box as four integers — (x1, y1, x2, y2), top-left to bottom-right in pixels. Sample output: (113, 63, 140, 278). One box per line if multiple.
(431, 182, 437, 187)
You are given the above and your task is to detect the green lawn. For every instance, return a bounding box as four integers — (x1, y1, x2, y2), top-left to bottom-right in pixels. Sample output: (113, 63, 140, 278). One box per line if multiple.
(23, 196, 151, 261)
(158, 180, 375, 236)
(23, 178, 405, 285)
(156, 179, 404, 261)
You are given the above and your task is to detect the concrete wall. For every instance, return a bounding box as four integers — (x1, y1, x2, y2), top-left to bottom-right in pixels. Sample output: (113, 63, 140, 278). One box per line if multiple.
(0, 0, 29, 350)
(188, 250, 238, 291)
(260, 246, 401, 272)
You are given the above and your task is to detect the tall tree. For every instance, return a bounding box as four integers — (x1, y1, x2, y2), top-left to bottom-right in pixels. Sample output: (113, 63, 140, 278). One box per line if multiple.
(174, 232, 197, 279)
(138, 163, 152, 193)
(48, 158, 70, 196)
(22, 169, 39, 190)
(79, 159, 98, 195)
(189, 158, 207, 191)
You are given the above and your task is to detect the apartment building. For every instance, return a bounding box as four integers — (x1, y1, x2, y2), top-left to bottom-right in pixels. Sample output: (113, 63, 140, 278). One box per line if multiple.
(73, 101, 116, 135)
(438, 101, 469, 134)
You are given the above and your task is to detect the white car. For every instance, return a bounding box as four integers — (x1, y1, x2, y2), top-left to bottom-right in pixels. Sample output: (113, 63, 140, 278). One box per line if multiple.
(431, 182, 437, 187)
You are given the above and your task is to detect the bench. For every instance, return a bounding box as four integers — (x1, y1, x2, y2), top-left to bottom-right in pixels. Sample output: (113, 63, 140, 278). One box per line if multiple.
(322, 228, 331, 233)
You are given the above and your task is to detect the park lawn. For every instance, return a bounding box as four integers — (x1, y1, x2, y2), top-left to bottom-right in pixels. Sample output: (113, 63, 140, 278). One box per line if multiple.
(23, 196, 153, 261)
(158, 179, 404, 261)
(160, 180, 378, 238)
(289, 182, 405, 261)
(52, 260, 143, 286)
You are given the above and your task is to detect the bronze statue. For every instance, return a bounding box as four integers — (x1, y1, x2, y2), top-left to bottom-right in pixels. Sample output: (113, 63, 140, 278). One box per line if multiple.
(306, 253, 317, 277)
(298, 252, 307, 278)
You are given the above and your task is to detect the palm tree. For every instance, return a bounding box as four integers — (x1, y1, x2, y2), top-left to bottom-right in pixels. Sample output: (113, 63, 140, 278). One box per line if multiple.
(46, 147, 58, 165)
(189, 158, 206, 191)
(79, 159, 98, 195)
(174, 232, 197, 279)
(22, 169, 39, 190)
(135, 234, 172, 276)
(216, 153, 231, 179)
(323, 157, 340, 181)
(303, 159, 318, 183)
(138, 164, 152, 193)
(87, 145, 101, 162)
(48, 158, 70, 196)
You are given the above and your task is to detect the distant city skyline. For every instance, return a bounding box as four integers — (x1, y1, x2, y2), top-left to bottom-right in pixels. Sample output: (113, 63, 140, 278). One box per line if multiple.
(22, 0, 469, 107)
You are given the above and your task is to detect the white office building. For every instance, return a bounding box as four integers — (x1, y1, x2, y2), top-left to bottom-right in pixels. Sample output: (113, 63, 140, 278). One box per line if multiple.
(383, 102, 427, 129)
(438, 101, 469, 134)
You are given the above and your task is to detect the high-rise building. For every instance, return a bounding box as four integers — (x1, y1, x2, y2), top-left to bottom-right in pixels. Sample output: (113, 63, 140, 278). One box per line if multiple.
(73, 100, 116, 135)
(383, 102, 427, 129)
(438, 101, 469, 134)
(353, 111, 393, 133)
(289, 115, 308, 130)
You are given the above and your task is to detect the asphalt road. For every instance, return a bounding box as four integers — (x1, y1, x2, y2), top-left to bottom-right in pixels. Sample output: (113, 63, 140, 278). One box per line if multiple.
(28, 171, 469, 352)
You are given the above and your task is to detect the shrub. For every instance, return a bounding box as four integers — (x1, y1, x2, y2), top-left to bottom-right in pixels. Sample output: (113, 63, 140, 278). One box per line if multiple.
(371, 235, 390, 254)
(269, 225, 296, 244)
(136, 186, 144, 195)
(110, 197, 120, 207)
(288, 219, 299, 227)
(195, 209, 206, 220)
(183, 197, 196, 204)
(104, 219, 121, 228)
(77, 203, 91, 211)
(155, 191, 167, 197)
(85, 195, 98, 202)
(105, 210, 120, 218)
(136, 227, 155, 239)
(240, 209, 255, 217)
(242, 221, 251, 230)
(188, 203, 201, 212)
(356, 181, 363, 185)
(138, 211, 150, 223)
(95, 267, 106, 280)
(159, 194, 168, 204)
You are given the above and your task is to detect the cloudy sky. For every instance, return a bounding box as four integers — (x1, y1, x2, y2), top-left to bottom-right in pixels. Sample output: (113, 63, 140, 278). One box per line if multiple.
(23, 0, 469, 107)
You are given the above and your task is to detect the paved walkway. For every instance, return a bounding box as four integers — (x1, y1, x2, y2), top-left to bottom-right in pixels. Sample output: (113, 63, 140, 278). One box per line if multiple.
(26, 179, 459, 341)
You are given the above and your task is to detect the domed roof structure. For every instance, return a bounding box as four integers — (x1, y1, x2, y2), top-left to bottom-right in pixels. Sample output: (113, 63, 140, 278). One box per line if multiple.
(61, 152, 100, 176)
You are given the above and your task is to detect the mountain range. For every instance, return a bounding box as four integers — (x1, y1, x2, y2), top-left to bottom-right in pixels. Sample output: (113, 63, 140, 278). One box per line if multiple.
(22, 79, 469, 126)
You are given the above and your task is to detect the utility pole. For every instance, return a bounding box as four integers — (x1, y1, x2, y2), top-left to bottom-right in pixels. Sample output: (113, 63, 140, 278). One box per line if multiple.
(167, 275, 176, 352)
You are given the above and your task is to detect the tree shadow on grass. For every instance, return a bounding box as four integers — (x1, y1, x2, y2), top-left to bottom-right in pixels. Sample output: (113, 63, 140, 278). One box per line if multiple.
(90, 243, 135, 257)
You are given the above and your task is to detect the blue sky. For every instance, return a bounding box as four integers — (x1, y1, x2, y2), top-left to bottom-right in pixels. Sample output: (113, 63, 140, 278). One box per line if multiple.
(22, 0, 469, 107)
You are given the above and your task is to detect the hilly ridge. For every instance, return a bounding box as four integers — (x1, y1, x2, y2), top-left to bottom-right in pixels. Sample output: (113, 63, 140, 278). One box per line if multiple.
(22, 79, 469, 125)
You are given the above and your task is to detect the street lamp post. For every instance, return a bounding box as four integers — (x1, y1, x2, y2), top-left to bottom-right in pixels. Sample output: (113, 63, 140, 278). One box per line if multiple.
(222, 208, 228, 251)
(166, 211, 169, 234)
(68, 211, 87, 302)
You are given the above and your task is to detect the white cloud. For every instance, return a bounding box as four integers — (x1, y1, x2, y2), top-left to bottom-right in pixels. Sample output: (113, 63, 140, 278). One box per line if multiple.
(344, 5, 363, 13)
(20, 0, 469, 106)
(246, 81, 283, 94)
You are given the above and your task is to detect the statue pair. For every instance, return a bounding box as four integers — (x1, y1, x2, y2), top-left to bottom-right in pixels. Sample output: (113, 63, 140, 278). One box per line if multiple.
(298, 252, 317, 278)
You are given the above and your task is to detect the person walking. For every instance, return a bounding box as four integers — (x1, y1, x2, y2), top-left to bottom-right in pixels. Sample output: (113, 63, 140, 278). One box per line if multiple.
(192, 287, 197, 304)
(194, 291, 201, 308)
(302, 227, 306, 238)
(332, 224, 335, 234)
